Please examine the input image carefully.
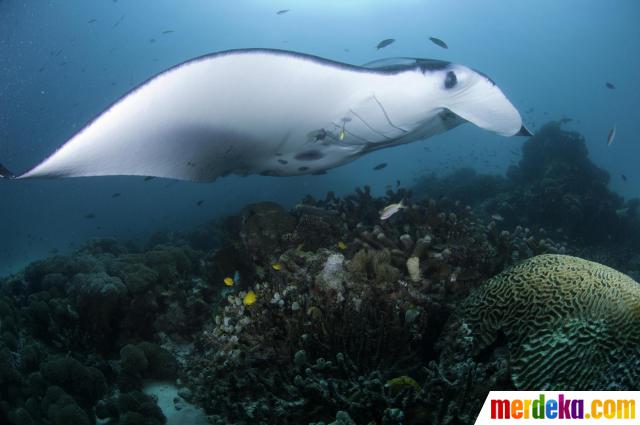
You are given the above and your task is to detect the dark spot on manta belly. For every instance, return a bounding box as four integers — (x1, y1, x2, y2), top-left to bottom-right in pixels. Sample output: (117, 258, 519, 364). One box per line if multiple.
(278, 159, 288, 165)
(294, 150, 324, 161)
(444, 71, 457, 89)
(298, 166, 309, 172)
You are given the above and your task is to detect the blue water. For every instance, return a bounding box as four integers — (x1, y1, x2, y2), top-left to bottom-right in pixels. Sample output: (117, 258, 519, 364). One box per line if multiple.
(1, 0, 638, 276)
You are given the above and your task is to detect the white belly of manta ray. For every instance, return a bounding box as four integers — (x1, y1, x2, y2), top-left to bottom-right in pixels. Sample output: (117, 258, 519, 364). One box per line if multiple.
(0, 48, 530, 182)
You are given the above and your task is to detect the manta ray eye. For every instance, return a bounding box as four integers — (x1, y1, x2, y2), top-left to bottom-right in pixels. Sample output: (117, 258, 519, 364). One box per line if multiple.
(444, 71, 457, 89)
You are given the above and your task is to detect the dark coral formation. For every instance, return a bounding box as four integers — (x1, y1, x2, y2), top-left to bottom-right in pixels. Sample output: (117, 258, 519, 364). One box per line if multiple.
(414, 122, 640, 248)
(0, 240, 212, 424)
(0, 121, 638, 424)
(183, 190, 566, 424)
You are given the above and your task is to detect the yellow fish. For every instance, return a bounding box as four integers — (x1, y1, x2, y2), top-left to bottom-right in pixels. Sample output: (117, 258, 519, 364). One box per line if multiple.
(223, 277, 234, 286)
(243, 290, 257, 306)
(337, 241, 347, 250)
(272, 262, 282, 271)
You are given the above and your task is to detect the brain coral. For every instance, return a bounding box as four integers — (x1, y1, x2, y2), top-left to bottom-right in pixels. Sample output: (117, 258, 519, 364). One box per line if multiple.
(447, 254, 640, 390)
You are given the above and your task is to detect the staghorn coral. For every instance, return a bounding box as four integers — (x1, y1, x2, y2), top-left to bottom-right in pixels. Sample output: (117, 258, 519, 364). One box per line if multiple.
(442, 254, 640, 390)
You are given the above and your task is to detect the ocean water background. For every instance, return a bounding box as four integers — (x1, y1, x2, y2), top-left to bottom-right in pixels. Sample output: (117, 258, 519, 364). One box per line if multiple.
(0, 0, 638, 276)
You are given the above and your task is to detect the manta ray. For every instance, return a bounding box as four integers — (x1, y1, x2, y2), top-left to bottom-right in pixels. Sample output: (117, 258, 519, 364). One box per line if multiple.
(0, 48, 530, 181)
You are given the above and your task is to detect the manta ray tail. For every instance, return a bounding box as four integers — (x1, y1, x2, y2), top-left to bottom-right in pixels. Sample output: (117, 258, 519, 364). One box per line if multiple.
(0, 163, 16, 179)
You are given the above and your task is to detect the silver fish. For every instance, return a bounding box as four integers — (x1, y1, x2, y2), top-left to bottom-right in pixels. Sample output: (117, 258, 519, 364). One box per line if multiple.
(380, 200, 406, 220)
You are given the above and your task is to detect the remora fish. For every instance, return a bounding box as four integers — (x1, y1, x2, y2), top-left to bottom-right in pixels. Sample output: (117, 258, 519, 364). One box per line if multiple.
(2, 49, 531, 182)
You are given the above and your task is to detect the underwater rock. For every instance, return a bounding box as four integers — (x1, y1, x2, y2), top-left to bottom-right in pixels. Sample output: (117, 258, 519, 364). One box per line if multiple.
(442, 254, 640, 390)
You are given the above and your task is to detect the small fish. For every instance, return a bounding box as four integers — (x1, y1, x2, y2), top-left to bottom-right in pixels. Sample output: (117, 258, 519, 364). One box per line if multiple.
(233, 270, 241, 284)
(337, 241, 347, 250)
(429, 36, 448, 49)
(272, 262, 282, 271)
(373, 163, 387, 171)
(112, 14, 125, 28)
(621, 174, 627, 182)
(491, 214, 504, 222)
(149, 38, 156, 43)
(162, 30, 174, 34)
(376, 38, 395, 50)
(339, 129, 345, 141)
(111, 192, 121, 198)
(276, 9, 290, 15)
(84, 213, 96, 219)
(380, 200, 406, 220)
(607, 124, 617, 146)
(243, 290, 257, 306)
(144, 176, 155, 181)
(605, 82, 616, 90)
(88, 19, 97, 24)
(223, 277, 234, 287)
(196, 200, 204, 206)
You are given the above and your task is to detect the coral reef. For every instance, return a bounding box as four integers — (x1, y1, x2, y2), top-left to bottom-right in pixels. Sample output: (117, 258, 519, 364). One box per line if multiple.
(414, 122, 640, 247)
(0, 121, 638, 424)
(0, 240, 211, 425)
(441, 254, 640, 390)
(183, 189, 565, 424)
